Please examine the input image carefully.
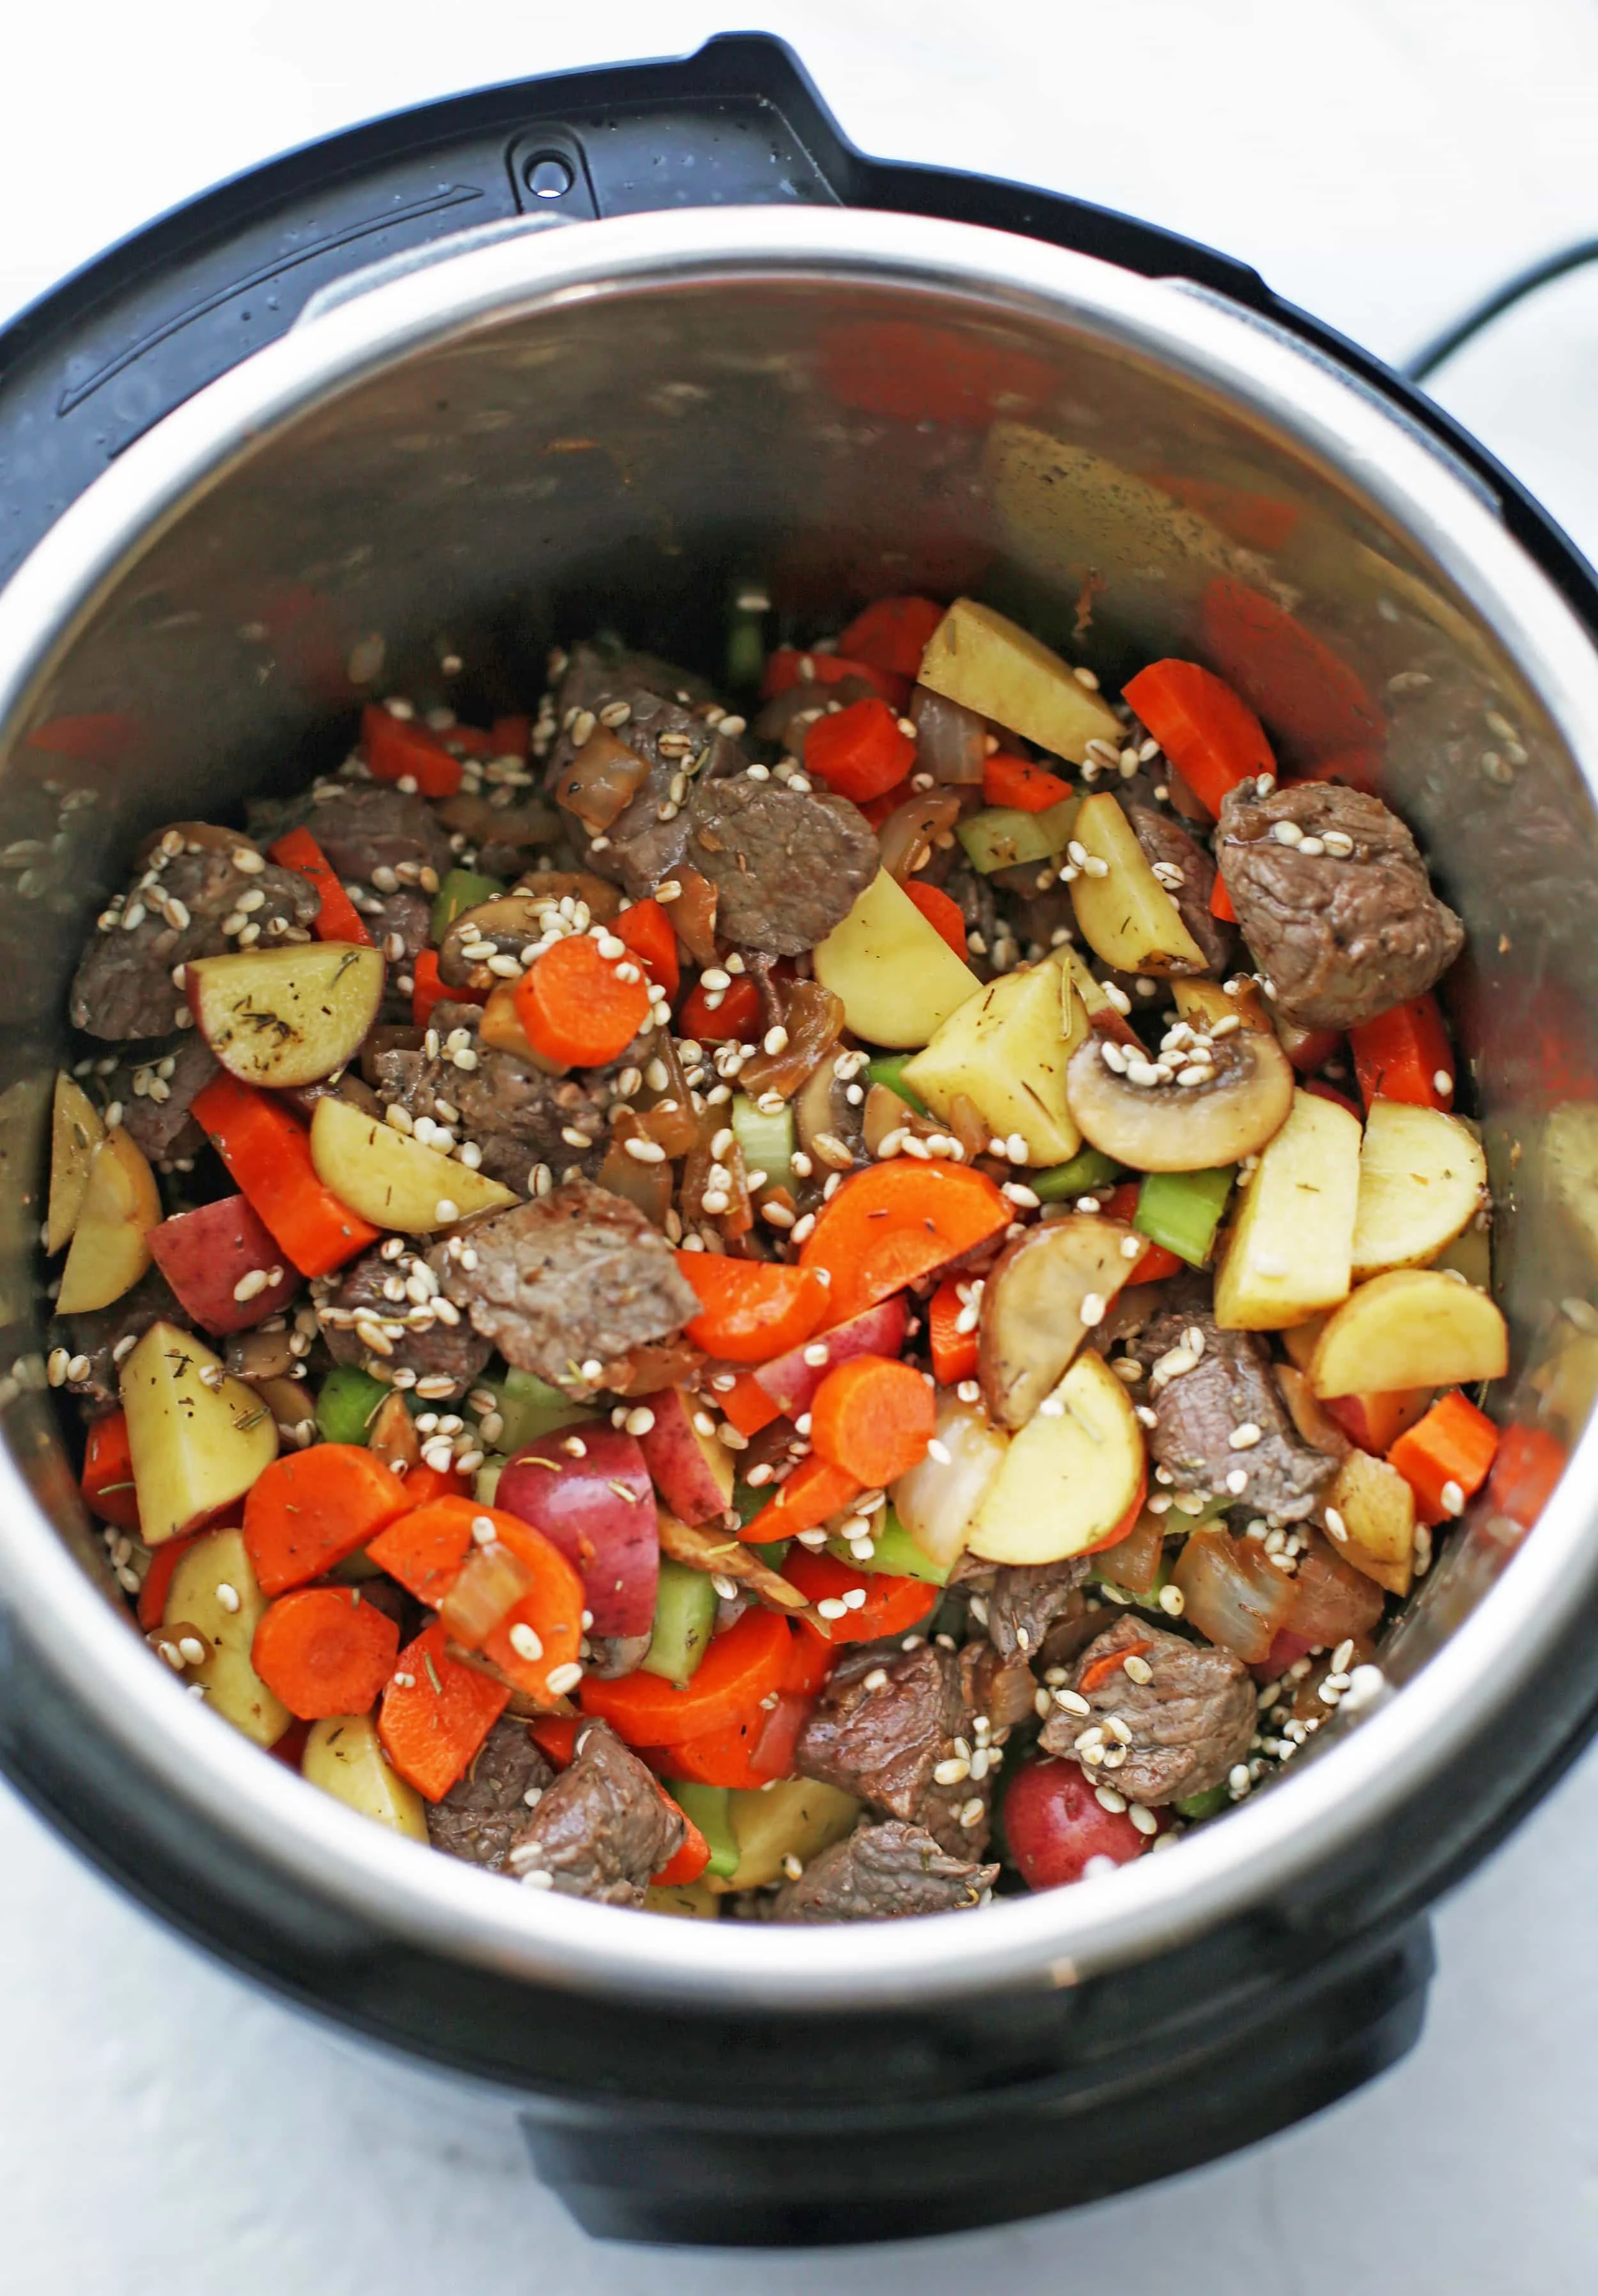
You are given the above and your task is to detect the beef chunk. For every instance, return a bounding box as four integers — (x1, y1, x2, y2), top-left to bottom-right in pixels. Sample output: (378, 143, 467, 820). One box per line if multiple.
(426, 1717, 554, 1871)
(1039, 1615, 1255, 1805)
(1216, 780, 1464, 1030)
(249, 779, 453, 884)
(369, 1000, 612, 1192)
(772, 1820, 997, 1923)
(436, 1176, 698, 1396)
(320, 1242, 492, 1401)
(504, 1718, 682, 1905)
(1128, 805, 1232, 976)
(50, 1265, 189, 1415)
(1133, 1300, 1338, 1522)
(105, 1031, 220, 1165)
(796, 1640, 992, 1856)
(685, 776, 878, 955)
(975, 1556, 1091, 1661)
(70, 833, 318, 1040)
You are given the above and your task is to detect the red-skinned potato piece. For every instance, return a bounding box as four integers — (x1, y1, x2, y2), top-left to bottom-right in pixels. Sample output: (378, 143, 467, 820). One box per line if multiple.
(1004, 1757, 1152, 1890)
(148, 1194, 300, 1336)
(751, 1293, 910, 1419)
(636, 1387, 735, 1527)
(495, 1428, 659, 1638)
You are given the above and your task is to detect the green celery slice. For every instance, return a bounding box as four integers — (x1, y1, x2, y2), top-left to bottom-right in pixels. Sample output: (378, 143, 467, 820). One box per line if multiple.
(663, 1780, 741, 1877)
(731, 1092, 795, 1193)
(864, 1054, 931, 1116)
(957, 806, 1058, 874)
(640, 1560, 718, 1684)
(314, 1365, 389, 1446)
(1135, 1166, 1236, 1267)
(826, 1504, 949, 1586)
(430, 868, 506, 940)
(1032, 1145, 1124, 1201)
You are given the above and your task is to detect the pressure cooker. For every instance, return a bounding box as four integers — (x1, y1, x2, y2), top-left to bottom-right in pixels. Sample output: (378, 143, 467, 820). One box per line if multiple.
(1, 33, 1597, 2248)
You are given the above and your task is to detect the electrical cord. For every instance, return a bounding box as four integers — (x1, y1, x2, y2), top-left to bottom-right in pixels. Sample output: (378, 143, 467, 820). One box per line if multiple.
(1405, 236, 1598, 380)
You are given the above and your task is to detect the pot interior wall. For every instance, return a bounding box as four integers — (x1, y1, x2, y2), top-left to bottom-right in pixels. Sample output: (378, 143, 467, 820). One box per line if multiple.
(3, 266, 1595, 1684)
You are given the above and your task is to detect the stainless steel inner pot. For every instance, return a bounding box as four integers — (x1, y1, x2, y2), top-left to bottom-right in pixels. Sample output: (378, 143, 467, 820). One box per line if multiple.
(2, 205, 1597, 2014)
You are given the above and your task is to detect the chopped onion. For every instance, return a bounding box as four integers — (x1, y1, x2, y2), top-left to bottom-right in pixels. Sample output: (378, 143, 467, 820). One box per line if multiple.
(1282, 1532, 1385, 1646)
(552, 726, 652, 835)
(597, 1136, 674, 1226)
(737, 980, 844, 1102)
(892, 1394, 1009, 1573)
(440, 1540, 533, 1650)
(669, 866, 718, 966)
(877, 789, 963, 882)
(1172, 1528, 1294, 1663)
(1094, 1509, 1165, 1596)
(911, 686, 987, 784)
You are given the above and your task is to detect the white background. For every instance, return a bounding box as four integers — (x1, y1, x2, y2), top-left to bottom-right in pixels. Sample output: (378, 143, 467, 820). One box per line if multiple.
(5, 3, 1598, 2287)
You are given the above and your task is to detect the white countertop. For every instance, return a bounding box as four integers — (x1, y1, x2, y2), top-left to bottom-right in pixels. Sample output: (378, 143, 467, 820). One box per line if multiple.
(6, 3, 1598, 2286)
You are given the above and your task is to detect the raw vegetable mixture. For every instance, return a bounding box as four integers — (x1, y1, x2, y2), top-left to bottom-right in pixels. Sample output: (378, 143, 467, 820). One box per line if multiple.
(46, 592, 1524, 1920)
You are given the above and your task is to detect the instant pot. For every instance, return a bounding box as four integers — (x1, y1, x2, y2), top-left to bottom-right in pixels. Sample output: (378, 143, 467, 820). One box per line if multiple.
(2, 33, 1598, 2248)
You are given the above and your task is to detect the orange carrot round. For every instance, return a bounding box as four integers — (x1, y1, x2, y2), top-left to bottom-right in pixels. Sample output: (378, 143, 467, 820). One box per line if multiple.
(379, 1621, 510, 1801)
(579, 1605, 790, 1745)
(514, 930, 652, 1067)
(781, 1550, 936, 1643)
(738, 1453, 862, 1546)
(838, 596, 945, 679)
(902, 881, 968, 959)
(243, 1444, 411, 1596)
(798, 1157, 1011, 1330)
(614, 897, 679, 998)
(1121, 660, 1275, 817)
(809, 1354, 936, 1488)
(251, 1587, 400, 1719)
(362, 703, 462, 799)
(677, 973, 762, 1044)
(803, 698, 917, 803)
(674, 1252, 829, 1363)
(927, 1275, 979, 1386)
(981, 753, 1073, 812)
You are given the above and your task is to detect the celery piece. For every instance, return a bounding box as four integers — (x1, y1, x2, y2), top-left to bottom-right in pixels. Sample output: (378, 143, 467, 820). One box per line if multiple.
(430, 868, 506, 941)
(1034, 794, 1081, 849)
(864, 1053, 932, 1116)
(826, 1503, 949, 1586)
(1174, 1784, 1229, 1822)
(488, 1368, 596, 1453)
(314, 1364, 389, 1447)
(732, 1483, 769, 1529)
(957, 806, 1058, 875)
(725, 605, 767, 693)
(731, 1091, 795, 1193)
(640, 1560, 718, 1684)
(1031, 1144, 1124, 1201)
(663, 1780, 741, 1879)
(1135, 1166, 1236, 1267)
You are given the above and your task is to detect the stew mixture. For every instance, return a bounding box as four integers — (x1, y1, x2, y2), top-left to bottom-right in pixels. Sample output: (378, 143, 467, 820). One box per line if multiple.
(46, 596, 1514, 1920)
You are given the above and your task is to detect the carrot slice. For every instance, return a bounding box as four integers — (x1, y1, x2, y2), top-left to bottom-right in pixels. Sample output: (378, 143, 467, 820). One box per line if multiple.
(137, 1532, 199, 1630)
(1210, 874, 1237, 923)
(265, 826, 373, 947)
(362, 704, 462, 799)
(782, 1622, 837, 1695)
(982, 753, 1073, 813)
(251, 1587, 400, 1719)
(738, 1454, 862, 1546)
(1387, 1391, 1500, 1527)
(1350, 994, 1455, 1112)
(675, 1253, 829, 1364)
(838, 596, 945, 680)
(677, 973, 761, 1044)
(760, 647, 910, 712)
(614, 898, 679, 998)
(365, 1497, 477, 1608)
(652, 1710, 772, 1789)
(718, 1371, 785, 1438)
(579, 1605, 790, 1745)
(928, 1276, 978, 1386)
(243, 1444, 411, 1596)
(378, 1621, 509, 1800)
(782, 1550, 936, 1643)
(530, 1714, 580, 1768)
(412, 948, 486, 1031)
(1099, 1183, 1184, 1284)
(82, 1410, 141, 1532)
(652, 1795, 711, 1886)
(798, 1157, 1011, 1330)
(902, 881, 968, 960)
(1121, 659, 1276, 818)
(803, 698, 916, 803)
(515, 931, 651, 1067)
(1485, 1424, 1565, 1532)
(192, 1074, 380, 1277)
(809, 1355, 936, 1488)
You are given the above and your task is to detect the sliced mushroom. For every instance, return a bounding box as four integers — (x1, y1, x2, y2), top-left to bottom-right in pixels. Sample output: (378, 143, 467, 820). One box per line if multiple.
(437, 893, 551, 989)
(795, 1056, 869, 1176)
(1065, 1026, 1293, 1172)
(978, 1213, 1140, 1429)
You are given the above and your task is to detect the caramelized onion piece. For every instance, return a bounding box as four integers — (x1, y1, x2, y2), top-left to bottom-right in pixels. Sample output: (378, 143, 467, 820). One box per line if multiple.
(737, 980, 845, 1101)
(910, 686, 987, 784)
(878, 789, 963, 882)
(667, 867, 719, 967)
(1171, 1529, 1294, 1663)
(552, 726, 653, 835)
(440, 1541, 533, 1650)
(597, 1135, 674, 1226)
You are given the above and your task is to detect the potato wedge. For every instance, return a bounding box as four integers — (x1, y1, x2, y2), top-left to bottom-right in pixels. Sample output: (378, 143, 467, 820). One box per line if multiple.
(1066, 1027, 1292, 1173)
(1324, 1448, 1415, 1597)
(977, 1213, 1138, 1428)
(903, 952, 1086, 1164)
(644, 1879, 721, 1918)
(56, 1127, 162, 1315)
(1172, 977, 1272, 1035)
(1213, 1089, 1361, 1330)
(1351, 1100, 1486, 1277)
(1068, 792, 1207, 976)
(917, 598, 1122, 762)
(309, 1093, 516, 1232)
(303, 1713, 428, 1840)
(966, 1350, 1145, 1566)
(892, 1393, 1009, 1575)
(47, 1072, 105, 1255)
(164, 1526, 290, 1746)
(812, 869, 982, 1050)
(1310, 1268, 1509, 1398)
(122, 1320, 279, 1544)
(186, 942, 385, 1090)
(712, 1778, 860, 1893)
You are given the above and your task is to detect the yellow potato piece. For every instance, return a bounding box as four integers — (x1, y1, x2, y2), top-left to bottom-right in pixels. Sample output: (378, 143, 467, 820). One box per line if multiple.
(122, 1320, 279, 1545)
(966, 1350, 1145, 1566)
(309, 1093, 516, 1232)
(56, 1127, 162, 1315)
(1214, 1090, 1361, 1330)
(1324, 1449, 1415, 1598)
(47, 1071, 105, 1255)
(187, 942, 386, 1090)
(1310, 1269, 1509, 1399)
(644, 1879, 722, 1918)
(303, 1713, 428, 1841)
(1351, 1100, 1487, 1278)
(812, 870, 981, 1051)
(1068, 792, 1206, 976)
(917, 597, 1122, 762)
(903, 952, 1085, 1164)
(164, 1527, 290, 1747)
(713, 1779, 860, 1893)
